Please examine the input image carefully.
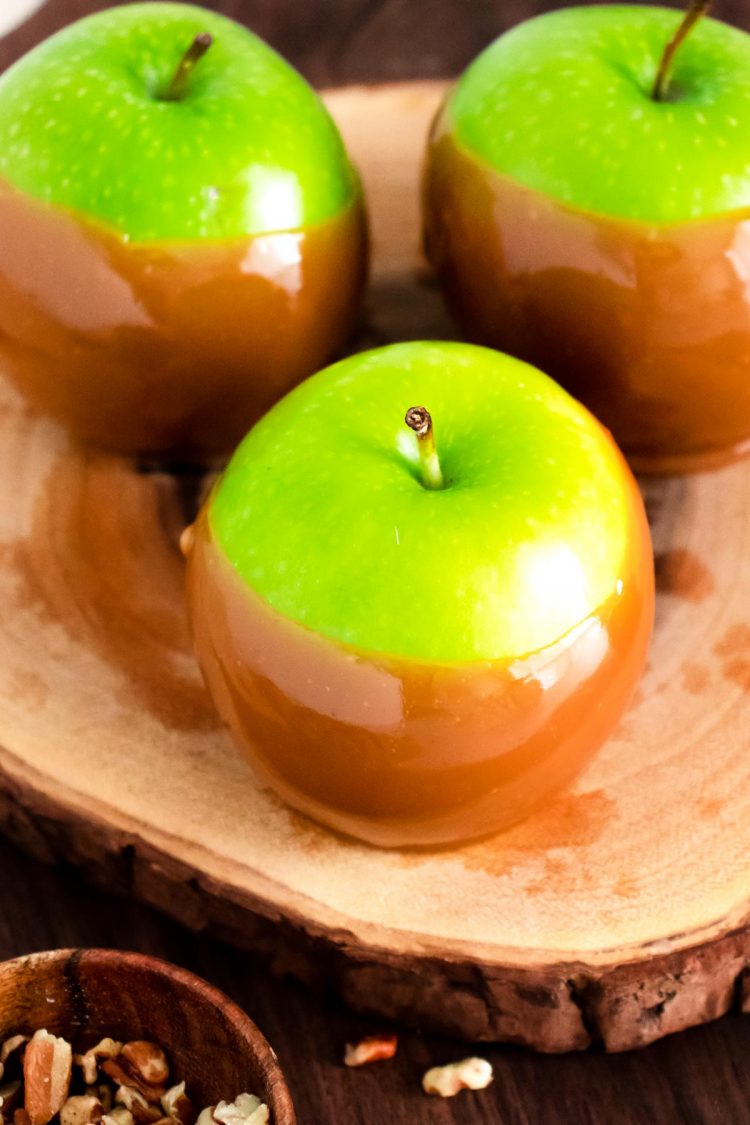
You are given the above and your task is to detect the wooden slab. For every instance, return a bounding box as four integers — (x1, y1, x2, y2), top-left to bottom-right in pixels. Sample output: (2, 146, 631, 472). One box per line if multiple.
(1, 82, 750, 1053)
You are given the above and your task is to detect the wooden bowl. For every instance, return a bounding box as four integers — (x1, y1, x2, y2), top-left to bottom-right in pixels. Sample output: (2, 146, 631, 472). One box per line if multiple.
(0, 949, 295, 1124)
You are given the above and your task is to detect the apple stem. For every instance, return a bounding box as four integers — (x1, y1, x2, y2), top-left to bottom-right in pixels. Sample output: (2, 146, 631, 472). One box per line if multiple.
(405, 406, 444, 490)
(162, 32, 213, 101)
(651, 0, 712, 101)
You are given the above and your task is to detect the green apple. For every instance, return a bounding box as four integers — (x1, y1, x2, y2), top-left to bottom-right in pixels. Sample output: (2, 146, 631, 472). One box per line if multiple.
(0, 2, 366, 457)
(0, 2, 357, 241)
(423, 4, 750, 469)
(446, 4, 750, 223)
(186, 342, 655, 846)
(212, 341, 640, 660)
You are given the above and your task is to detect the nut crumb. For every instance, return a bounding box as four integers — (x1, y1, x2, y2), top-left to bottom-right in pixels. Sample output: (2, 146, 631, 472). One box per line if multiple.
(343, 1035, 398, 1068)
(422, 1057, 493, 1098)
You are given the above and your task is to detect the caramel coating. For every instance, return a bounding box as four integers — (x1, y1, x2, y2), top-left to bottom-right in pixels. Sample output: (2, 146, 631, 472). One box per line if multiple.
(0, 182, 367, 458)
(185, 490, 653, 848)
(423, 117, 750, 472)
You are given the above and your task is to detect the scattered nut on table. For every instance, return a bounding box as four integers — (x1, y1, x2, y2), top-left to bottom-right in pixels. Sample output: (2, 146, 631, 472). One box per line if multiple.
(343, 1035, 398, 1067)
(422, 1056, 493, 1098)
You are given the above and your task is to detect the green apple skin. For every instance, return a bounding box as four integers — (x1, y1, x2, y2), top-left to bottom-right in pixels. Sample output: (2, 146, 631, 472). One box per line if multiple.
(423, 6, 750, 469)
(0, 2, 358, 241)
(447, 5, 750, 224)
(186, 342, 655, 846)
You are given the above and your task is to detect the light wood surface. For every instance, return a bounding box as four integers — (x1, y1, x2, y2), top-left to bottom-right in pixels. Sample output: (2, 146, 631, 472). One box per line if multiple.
(1, 82, 749, 1052)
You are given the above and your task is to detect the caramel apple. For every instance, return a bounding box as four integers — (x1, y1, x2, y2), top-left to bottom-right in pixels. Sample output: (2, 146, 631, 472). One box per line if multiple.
(183, 342, 654, 848)
(0, 3, 367, 458)
(423, 5, 750, 472)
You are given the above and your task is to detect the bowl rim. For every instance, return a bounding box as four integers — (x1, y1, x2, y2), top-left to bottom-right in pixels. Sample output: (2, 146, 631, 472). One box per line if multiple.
(0, 948, 296, 1125)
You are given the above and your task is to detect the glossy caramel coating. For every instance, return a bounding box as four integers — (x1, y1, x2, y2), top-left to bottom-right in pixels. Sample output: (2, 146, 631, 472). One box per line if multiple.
(184, 488, 653, 849)
(0, 182, 367, 458)
(423, 117, 750, 472)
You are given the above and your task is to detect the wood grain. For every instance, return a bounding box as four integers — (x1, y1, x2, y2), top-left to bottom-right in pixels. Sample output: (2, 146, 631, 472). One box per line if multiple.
(0, 82, 749, 1055)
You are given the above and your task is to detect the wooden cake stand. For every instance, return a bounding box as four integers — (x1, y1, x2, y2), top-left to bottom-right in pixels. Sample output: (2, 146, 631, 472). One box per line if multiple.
(1, 83, 749, 1053)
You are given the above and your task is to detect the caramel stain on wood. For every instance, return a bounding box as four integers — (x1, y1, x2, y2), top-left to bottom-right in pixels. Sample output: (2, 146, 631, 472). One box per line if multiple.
(6, 455, 220, 733)
(281, 805, 350, 856)
(452, 790, 614, 877)
(696, 797, 724, 820)
(681, 662, 709, 696)
(612, 875, 639, 899)
(654, 549, 714, 602)
(7, 667, 50, 709)
(630, 687, 646, 708)
(713, 624, 750, 692)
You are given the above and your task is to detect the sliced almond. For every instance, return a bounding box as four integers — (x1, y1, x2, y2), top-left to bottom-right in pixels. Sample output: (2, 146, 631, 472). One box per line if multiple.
(23, 1031, 72, 1125)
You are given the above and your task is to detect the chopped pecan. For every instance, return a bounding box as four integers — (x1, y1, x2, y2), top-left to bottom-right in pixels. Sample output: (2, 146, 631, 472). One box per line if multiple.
(211, 1095, 267, 1125)
(118, 1047, 168, 1091)
(112, 1088, 160, 1125)
(74, 1041, 122, 1089)
(422, 1056, 493, 1097)
(23, 1031, 72, 1125)
(101, 1063, 163, 1105)
(343, 1034, 398, 1067)
(100, 1109, 133, 1125)
(59, 1096, 103, 1125)
(160, 1084, 194, 1125)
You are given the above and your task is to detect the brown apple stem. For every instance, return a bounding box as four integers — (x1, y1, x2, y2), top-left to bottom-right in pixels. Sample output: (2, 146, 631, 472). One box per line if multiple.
(162, 32, 213, 101)
(652, 0, 712, 101)
(405, 406, 444, 490)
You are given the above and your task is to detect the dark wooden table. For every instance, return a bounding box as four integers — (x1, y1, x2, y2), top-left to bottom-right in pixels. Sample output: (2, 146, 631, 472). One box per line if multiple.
(3, 2, 750, 1122)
